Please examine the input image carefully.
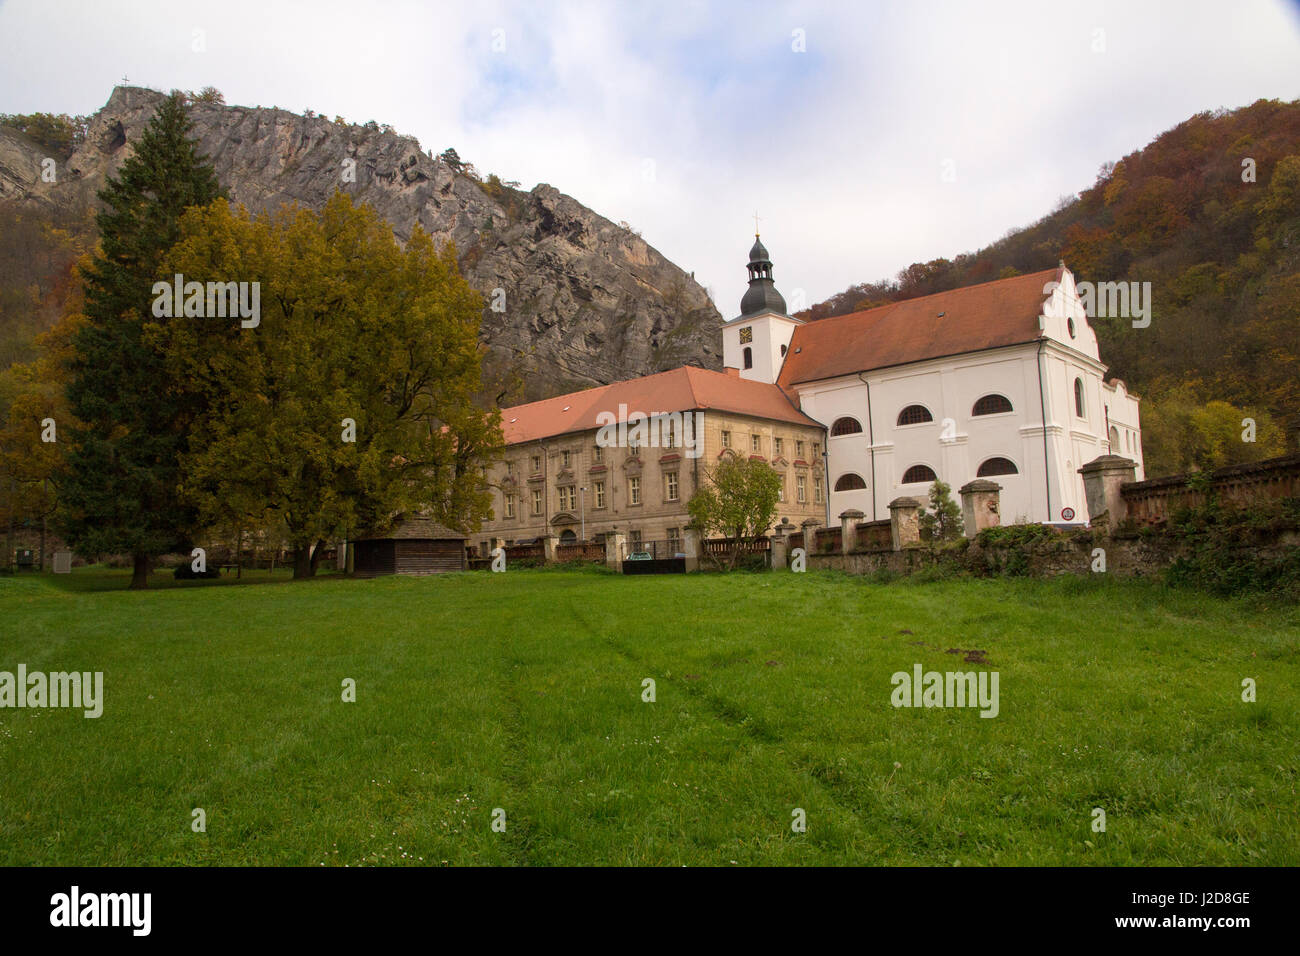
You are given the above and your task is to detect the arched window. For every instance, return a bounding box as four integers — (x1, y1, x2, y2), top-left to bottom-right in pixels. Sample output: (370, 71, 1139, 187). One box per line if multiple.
(901, 464, 938, 484)
(834, 473, 866, 491)
(743, 347, 753, 370)
(830, 416, 863, 436)
(780, 344, 788, 356)
(1074, 378, 1085, 417)
(971, 394, 1013, 416)
(897, 404, 933, 426)
(976, 457, 1018, 477)
(559, 529, 577, 544)
(1109, 426, 1120, 451)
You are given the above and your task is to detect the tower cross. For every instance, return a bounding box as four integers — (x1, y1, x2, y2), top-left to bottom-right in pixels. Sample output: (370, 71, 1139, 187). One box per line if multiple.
(752, 211, 762, 236)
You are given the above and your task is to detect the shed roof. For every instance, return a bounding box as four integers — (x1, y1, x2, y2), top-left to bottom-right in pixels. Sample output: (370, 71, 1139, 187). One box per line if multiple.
(356, 515, 468, 541)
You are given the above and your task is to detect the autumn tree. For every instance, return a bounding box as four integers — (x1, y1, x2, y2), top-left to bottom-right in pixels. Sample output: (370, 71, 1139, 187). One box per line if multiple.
(1140, 387, 1287, 474)
(0, 308, 81, 569)
(687, 454, 781, 569)
(157, 192, 500, 579)
(57, 92, 223, 588)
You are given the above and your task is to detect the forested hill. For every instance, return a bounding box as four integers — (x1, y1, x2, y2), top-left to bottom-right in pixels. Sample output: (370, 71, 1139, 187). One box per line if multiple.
(800, 99, 1300, 475)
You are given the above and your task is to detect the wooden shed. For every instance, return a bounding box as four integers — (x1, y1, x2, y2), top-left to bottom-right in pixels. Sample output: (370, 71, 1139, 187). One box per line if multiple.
(351, 516, 468, 577)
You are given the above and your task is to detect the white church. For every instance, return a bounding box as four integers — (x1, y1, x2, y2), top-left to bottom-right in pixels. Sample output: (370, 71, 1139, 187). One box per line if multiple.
(476, 235, 1144, 553)
(723, 236, 1143, 525)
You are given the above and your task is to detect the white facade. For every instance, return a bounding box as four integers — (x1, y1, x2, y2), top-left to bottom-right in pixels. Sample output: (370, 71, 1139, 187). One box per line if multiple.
(723, 265, 1143, 525)
(721, 309, 802, 384)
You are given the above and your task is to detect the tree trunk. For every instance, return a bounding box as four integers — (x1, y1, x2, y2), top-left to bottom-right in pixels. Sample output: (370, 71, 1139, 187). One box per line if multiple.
(292, 545, 312, 580)
(308, 537, 327, 576)
(129, 554, 151, 589)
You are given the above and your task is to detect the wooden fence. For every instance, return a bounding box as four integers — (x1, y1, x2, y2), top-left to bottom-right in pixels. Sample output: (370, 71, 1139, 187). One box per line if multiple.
(556, 542, 604, 562)
(703, 537, 771, 556)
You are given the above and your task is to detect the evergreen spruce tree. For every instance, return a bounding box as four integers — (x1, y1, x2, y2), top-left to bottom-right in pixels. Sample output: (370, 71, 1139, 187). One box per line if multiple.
(58, 92, 222, 588)
(918, 479, 963, 543)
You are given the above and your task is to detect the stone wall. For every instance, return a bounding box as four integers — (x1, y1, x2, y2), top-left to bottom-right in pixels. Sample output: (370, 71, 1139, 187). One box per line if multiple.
(1122, 453, 1300, 526)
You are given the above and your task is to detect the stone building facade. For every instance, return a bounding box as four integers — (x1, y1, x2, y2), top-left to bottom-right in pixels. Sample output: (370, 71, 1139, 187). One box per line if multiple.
(474, 366, 827, 555)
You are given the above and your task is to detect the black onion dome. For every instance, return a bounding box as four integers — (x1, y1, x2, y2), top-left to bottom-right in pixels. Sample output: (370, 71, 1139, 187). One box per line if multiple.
(740, 235, 787, 317)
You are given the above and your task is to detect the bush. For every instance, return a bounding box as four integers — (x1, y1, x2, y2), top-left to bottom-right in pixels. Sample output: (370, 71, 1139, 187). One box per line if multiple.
(976, 523, 1057, 548)
(1165, 496, 1300, 598)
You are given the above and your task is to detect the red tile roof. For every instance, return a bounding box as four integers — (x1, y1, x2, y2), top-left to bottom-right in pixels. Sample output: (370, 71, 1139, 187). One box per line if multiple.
(500, 365, 821, 445)
(778, 267, 1059, 389)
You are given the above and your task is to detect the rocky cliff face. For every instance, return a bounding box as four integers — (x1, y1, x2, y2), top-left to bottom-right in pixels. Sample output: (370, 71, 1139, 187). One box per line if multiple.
(0, 87, 722, 399)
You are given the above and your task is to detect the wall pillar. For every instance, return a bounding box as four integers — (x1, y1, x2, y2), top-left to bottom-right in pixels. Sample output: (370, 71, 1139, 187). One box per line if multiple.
(839, 509, 864, 553)
(605, 529, 627, 570)
(800, 518, 820, 556)
(958, 479, 1002, 538)
(1078, 455, 1137, 532)
(770, 518, 792, 569)
(540, 534, 557, 564)
(681, 527, 701, 572)
(888, 496, 924, 550)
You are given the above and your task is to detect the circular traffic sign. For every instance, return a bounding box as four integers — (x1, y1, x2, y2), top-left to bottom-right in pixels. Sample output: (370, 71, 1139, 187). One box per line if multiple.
(1061, 507, 1076, 521)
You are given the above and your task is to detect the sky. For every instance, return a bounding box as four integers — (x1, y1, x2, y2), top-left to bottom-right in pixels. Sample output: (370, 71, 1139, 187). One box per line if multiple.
(2, 0, 1298, 314)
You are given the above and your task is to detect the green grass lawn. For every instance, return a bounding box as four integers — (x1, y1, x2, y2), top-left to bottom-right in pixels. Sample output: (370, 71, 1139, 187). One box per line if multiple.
(1, 565, 1296, 866)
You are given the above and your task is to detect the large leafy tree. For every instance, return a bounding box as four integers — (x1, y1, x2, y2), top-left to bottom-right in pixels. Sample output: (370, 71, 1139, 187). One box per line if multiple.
(0, 279, 83, 569)
(158, 192, 499, 579)
(57, 92, 222, 588)
(687, 453, 781, 569)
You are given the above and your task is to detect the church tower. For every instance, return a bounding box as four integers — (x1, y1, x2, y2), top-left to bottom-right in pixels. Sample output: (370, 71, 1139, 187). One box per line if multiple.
(723, 235, 803, 384)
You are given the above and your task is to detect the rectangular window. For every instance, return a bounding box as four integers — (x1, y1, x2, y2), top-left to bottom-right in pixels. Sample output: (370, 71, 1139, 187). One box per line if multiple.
(777, 475, 785, 502)
(814, 477, 823, 503)
(721, 430, 731, 449)
(531, 454, 542, 474)
(505, 493, 516, 518)
(667, 527, 681, 553)
(665, 472, 679, 502)
(593, 444, 603, 463)
(629, 476, 641, 506)
(561, 450, 571, 469)
(594, 481, 606, 508)
(796, 440, 805, 458)
(506, 460, 515, 476)
(629, 530, 642, 548)
(560, 486, 576, 511)
(774, 437, 783, 456)
(812, 442, 821, 462)
(797, 475, 807, 503)
(751, 434, 761, 453)
(531, 489, 543, 515)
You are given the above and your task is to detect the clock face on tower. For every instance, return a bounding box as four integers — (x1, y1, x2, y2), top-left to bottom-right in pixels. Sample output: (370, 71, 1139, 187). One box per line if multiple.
(739, 326, 753, 344)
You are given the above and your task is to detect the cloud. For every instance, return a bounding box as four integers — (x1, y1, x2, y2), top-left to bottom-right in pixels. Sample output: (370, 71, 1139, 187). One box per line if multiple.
(2, 0, 1297, 313)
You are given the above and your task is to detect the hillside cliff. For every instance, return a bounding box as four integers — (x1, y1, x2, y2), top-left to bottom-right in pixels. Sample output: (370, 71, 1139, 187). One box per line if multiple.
(0, 87, 722, 400)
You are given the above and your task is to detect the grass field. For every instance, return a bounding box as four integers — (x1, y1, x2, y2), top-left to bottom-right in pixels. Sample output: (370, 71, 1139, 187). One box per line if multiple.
(1, 565, 1297, 866)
